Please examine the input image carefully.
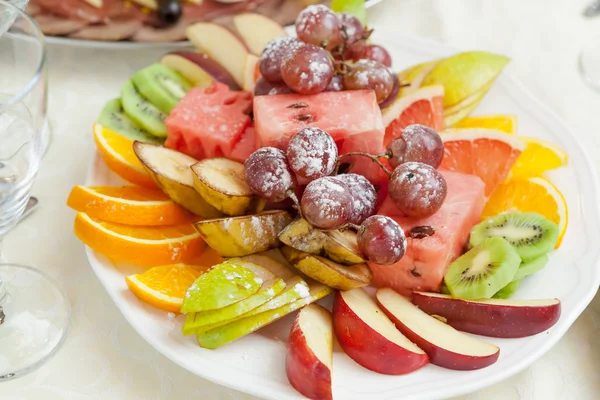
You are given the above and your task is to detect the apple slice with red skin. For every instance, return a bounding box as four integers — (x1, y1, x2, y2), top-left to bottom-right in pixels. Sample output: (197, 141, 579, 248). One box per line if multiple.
(333, 289, 428, 375)
(160, 51, 240, 90)
(412, 291, 561, 338)
(233, 13, 287, 55)
(376, 288, 500, 371)
(242, 54, 260, 93)
(286, 304, 333, 400)
(186, 22, 249, 87)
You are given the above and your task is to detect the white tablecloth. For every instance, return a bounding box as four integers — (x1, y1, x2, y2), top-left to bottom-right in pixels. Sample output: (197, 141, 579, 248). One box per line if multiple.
(3, 0, 600, 398)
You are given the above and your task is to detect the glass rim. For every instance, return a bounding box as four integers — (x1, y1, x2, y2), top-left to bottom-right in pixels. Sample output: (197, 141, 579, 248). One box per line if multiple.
(0, 0, 47, 110)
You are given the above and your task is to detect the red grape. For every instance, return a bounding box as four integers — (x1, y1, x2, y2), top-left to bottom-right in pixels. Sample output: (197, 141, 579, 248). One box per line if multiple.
(389, 162, 447, 218)
(259, 37, 303, 83)
(281, 44, 334, 95)
(287, 127, 338, 181)
(244, 147, 297, 202)
(378, 72, 400, 108)
(357, 215, 406, 265)
(300, 176, 353, 229)
(295, 4, 342, 50)
(344, 59, 394, 103)
(337, 13, 366, 59)
(325, 75, 345, 91)
(254, 77, 293, 96)
(336, 173, 377, 224)
(363, 44, 392, 67)
(386, 124, 444, 168)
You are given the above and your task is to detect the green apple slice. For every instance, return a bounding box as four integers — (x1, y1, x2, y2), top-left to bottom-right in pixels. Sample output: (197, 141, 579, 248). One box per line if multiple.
(196, 281, 333, 349)
(422, 51, 510, 107)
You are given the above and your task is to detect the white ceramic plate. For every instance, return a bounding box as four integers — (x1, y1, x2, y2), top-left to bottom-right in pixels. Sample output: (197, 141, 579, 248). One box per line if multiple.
(84, 32, 600, 400)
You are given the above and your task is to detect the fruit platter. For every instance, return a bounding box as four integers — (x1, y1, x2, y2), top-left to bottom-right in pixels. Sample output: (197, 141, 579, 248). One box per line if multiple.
(68, 2, 600, 399)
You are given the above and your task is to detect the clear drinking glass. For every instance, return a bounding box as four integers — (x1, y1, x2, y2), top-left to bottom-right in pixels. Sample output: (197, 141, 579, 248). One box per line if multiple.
(0, 1, 70, 381)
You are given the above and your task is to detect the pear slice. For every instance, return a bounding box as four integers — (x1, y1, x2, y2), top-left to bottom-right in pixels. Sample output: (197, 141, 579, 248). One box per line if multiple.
(133, 141, 222, 218)
(241, 253, 296, 280)
(193, 210, 292, 257)
(182, 258, 285, 334)
(278, 218, 365, 265)
(397, 60, 440, 97)
(281, 246, 372, 291)
(180, 260, 265, 314)
(196, 280, 333, 349)
(191, 158, 264, 216)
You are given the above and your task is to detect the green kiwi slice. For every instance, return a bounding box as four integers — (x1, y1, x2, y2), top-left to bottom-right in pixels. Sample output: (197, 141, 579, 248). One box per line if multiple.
(470, 212, 559, 262)
(514, 254, 549, 280)
(132, 63, 191, 114)
(493, 279, 521, 299)
(444, 237, 521, 299)
(120, 80, 167, 138)
(98, 98, 163, 145)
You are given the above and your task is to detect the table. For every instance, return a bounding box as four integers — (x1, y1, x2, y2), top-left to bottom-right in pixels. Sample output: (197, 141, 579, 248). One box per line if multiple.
(2, 0, 600, 398)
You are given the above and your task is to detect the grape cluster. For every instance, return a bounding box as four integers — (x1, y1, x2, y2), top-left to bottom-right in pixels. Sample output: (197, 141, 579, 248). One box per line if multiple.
(256, 5, 397, 106)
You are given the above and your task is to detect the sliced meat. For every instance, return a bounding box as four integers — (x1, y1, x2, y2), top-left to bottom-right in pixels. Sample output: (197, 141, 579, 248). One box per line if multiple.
(131, 16, 189, 42)
(108, 0, 148, 22)
(26, 2, 42, 16)
(34, 14, 90, 36)
(35, 0, 116, 23)
(255, 0, 305, 25)
(68, 19, 142, 41)
(183, 0, 262, 22)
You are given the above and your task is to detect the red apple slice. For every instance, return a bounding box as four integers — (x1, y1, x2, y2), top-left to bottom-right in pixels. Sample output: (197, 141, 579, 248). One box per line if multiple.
(242, 54, 259, 93)
(412, 291, 561, 338)
(233, 13, 287, 55)
(160, 51, 240, 90)
(376, 288, 500, 371)
(186, 22, 249, 87)
(333, 289, 428, 375)
(286, 304, 333, 400)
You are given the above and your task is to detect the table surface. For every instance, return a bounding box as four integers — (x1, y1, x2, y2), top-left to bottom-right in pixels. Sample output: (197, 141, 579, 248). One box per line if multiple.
(3, 0, 600, 399)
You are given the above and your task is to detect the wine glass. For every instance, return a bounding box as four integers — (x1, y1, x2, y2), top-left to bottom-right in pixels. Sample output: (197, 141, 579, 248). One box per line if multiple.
(0, 1, 70, 381)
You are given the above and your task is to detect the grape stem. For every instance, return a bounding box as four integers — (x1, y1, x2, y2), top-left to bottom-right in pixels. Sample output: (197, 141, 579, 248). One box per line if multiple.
(335, 152, 393, 178)
(287, 190, 303, 218)
(336, 223, 361, 232)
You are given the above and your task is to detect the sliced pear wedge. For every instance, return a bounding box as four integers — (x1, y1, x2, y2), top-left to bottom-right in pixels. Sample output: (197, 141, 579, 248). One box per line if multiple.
(196, 280, 332, 349)
(194, 210, 292, 257)
(279, 218, 365, 265)
(281, 246, 372, 291)
(133, 141, 222, 218)
(191, 158, 264, 216)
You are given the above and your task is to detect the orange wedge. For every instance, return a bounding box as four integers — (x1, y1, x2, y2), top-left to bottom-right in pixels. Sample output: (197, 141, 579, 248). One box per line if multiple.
(483, 176, 568, 247)
(440, 129, 525, 196)
(93, 123, 156, 189)
(74, 212, 205, 266)
(509, 137, 568, 178)
(126, 264, 207, 312)
(455, 114, 517, 134)
(67, 186, 196, 226)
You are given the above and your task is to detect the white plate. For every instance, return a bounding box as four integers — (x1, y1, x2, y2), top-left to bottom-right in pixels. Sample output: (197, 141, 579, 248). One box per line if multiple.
(84, 32, 600, 400)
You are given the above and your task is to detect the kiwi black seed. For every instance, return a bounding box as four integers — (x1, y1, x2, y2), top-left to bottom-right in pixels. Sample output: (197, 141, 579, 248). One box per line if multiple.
(132, 63, 191, 114)
(120, 80, 167, 138)
(444, 237, 521, 299)
(98, 98, 163, 145)
(470, 212, 559, 262)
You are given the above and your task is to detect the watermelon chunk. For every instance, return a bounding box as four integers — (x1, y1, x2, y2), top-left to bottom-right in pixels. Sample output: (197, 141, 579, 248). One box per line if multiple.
(253, 90, 386, 184)
(229, 126, 259, 163)
(372, 170, 485, 296)
(165, 82, 252, 160)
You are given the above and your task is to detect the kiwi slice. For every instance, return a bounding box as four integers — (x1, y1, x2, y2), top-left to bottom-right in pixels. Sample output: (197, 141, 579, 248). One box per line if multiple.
(120, 80, 167, 137)
(132, 63, 191, 114)
(470, 212, 559, 262)
(514, 254, 549, 280)
(493, 279, 521, 299)
(444, 237, 521, 299)
(98, 98, 163, 145)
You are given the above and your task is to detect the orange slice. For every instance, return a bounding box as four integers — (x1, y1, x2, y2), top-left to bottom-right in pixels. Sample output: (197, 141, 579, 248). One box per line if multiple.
(440, 128, 525, 196)
(93, 123, 156, 189)
(455, 114, 517, 134)
(482, 176, 568, 247)
(74, 212, 205, 266)
(382, 85, 445, 145)
(67, 185, 196, 226)
(509, 137, 568, 178)
(126, 264, 206, 312)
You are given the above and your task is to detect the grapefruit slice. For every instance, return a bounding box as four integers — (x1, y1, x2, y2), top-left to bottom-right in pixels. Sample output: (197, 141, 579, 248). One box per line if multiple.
(440, 128, 525, 196)
(382, 85, 444, 145)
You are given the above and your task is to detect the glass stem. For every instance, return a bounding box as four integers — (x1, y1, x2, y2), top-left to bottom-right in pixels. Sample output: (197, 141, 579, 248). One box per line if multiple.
(0, 238, 6, 305)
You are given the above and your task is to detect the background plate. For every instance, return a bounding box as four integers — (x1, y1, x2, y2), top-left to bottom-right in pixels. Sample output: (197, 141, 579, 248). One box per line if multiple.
(84, 32, 600, 400)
